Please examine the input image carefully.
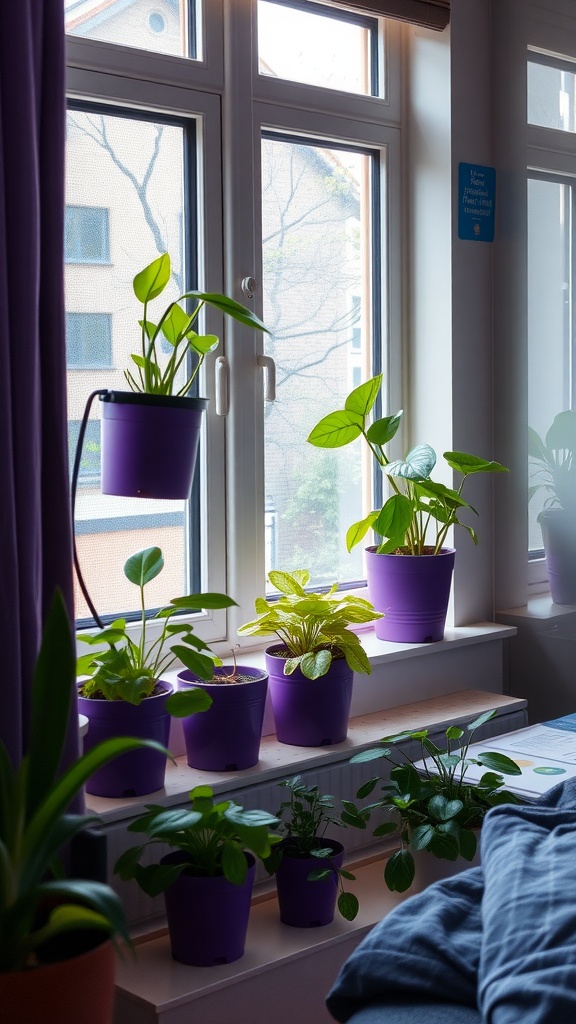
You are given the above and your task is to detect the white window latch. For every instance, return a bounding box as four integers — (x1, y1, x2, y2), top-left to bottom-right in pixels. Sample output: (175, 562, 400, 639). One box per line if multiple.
(257, 354, 276, 402)
(215, 355, 229, 416)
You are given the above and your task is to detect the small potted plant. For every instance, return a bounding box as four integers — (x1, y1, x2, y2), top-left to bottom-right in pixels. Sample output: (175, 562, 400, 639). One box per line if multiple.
(77, 545, 235, 797)
(99, 252, 270, 499)
(266, 775, 361, 927)
(308, 375, 508, 643)
(167, 649, 270, 772)
(114, 784, 280, 967)
(347, 709, 522, 893)
(237, 568, 382, 746)
(529, 409, 576, 604)
(0, 591, 168, 1023)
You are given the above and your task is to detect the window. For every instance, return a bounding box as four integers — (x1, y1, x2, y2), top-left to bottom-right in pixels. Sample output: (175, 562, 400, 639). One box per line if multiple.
(69, 419, 101, 484)
(65, 205, 110, 264)
(65, 1, 400, 639)
(66, 312, 113, 367)
(527, 46, 576, 579)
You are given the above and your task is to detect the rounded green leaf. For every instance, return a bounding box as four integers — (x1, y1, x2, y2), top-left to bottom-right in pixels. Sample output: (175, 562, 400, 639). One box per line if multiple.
(338, 891, 359, 921)
(387, 444, 437, 480)
(166, 687, 214, 717)
(189, 334, 219, 355)
(384, 849, 414, 893)
(307, 410, 363, 448)
(346, 511, 379, 552)
(133, 253, 171, 303)
(344, 374, 382, 417)
(373, 494, 413, 540)
(124, 547, 164, 587)
(546, 409, 576, 452)
(444, 451, 508, 475)
(268, 569, 308, 595)
(476, 751, 522, 775)
(366, 411, 402, 446)
(300, 649, 332, 679)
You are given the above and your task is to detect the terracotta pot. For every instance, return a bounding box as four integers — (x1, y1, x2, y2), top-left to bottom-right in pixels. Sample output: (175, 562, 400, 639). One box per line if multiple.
(0, 938, 115, 1024)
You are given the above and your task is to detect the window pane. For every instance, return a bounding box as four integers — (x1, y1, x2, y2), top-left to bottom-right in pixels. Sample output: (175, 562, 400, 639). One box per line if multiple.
(66, 107, 193, 621)
(65, 206, 110, 263)
(528, 60, 576, 132)
(258, 0, 376, 96)
(261, 135, 377, 590)
(64, 0, 194, 58)
(527, 176, 573, 552)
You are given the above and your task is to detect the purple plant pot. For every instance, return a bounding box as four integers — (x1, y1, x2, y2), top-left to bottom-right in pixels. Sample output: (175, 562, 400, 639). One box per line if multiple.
(540, 509, 576, 605)
(265, 645, 353, 747)
(275, 839, 344, 927)
(365, 546, 456, 643)
(176, 667, 268, 771)
(99, 391, 207, 499)
(161, 851, 256, 966)
(78, 682, 171, 798)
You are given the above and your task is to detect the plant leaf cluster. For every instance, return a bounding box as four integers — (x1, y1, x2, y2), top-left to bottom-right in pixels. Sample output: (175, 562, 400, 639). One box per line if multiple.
(237, 568, 382, 679)
(128, 253, 270, 396)
(0, 592, 169, 972)
(77, 546, 236, 704)
(308, 375, 508, 555)
(347, 709, 522, 893)
(529, 410, 576, 516)
(265, 775, 365, 922)
(114, 785, 280, 895)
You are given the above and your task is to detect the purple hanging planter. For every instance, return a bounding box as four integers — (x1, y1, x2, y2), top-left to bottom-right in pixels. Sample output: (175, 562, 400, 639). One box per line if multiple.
(275, 839, 344, 927)
(78, 682, 171, 798)
(265, 645, 353, 747)
(99, 390, 207, 499)
(540, 509, 576, 605)
(176, 667, 268, 771)
(365, 546, 455, 644)
(161, 851, 256, 966)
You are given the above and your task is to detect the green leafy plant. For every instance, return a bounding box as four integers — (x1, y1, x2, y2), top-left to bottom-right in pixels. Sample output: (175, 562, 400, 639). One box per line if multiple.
(114, 785, 280, 896)
(347, 710, 522, 893)
(266, 775, 364, 921)
(77, 546, 236, 706)
(529, 409, 576, 516)
(0, 591, 169, 972)
(307, 375, 508, 555)
(127, 252, 270, 395)
(237, 568, 382, 679)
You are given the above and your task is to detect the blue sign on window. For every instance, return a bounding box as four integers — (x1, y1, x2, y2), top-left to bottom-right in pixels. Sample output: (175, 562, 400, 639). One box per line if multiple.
(458, 163, 495, 242)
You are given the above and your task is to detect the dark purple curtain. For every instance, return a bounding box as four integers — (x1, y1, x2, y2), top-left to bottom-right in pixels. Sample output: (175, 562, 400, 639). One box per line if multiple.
(0, 1, 76, 766)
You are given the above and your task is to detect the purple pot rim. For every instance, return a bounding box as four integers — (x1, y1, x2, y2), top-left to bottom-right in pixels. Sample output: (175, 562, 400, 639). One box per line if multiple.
(365, 545, 456, 558)
(100, 390, 208, 411)
(265, 642, 347, 663)
(177, 667, 268, 688)
(160, 850, 256, 875)
(77, 679, 173, 703)
(278, 838, 344, 859)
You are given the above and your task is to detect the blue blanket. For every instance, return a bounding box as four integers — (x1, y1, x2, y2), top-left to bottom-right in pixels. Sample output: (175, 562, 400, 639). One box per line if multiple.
(326, 779, 576, 1023)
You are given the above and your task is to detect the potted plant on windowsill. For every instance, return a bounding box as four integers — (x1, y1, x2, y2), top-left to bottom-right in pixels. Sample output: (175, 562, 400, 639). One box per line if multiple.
(166, 650, 270, 772)
(237, 568, 382, 747)
(529, 409, 576, 604)
(114, 785, 280, 967)
(308, 375, 508, 643)
(265, 775, 362, 927)
(99, 252, 270, 499)
(0, 591, 169, 1024)
(77, 545, 236, 797)
(346, 710, 522, 894)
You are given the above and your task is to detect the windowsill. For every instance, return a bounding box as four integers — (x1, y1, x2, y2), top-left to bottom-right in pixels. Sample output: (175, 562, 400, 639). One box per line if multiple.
(498, 595, 576, 621)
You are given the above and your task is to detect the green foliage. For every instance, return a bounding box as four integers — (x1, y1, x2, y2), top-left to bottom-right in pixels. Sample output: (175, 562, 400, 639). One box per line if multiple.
(128, 253, 270, 396)
(266, 775, 365, 922)
(114, 785, 280, 895)
(349, 709, 523, 893)
(77, 546, 236, 704)
(237, 568, 382, 679)
(529, 410, 576, 516)
(0, 591, 170, 972)
(308, 375, 508, 555)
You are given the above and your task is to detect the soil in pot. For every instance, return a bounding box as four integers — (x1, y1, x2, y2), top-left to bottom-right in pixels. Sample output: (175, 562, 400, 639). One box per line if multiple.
(177, 666, 268, 771)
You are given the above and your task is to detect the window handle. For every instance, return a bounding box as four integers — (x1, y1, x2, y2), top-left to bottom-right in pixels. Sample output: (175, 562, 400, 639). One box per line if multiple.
(215, 355, 229, 416)
(257, 354, 276, 402)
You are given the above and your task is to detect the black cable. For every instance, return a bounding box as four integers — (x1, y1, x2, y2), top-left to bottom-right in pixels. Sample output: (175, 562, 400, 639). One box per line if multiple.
(71, 390, 109, 628)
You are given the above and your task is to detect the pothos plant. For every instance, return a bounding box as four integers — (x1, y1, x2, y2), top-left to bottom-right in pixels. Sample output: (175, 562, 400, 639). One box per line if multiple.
(237, 568, 382, 680)
(114, 785, 280, 895)
(308, 374, 508, 555)
(265, 775, 363, 921)
(77, 546, 236, 706)
(529, 409, 576, 516)
(127, 252, 270, 396)
(346, 709, 522, 893)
